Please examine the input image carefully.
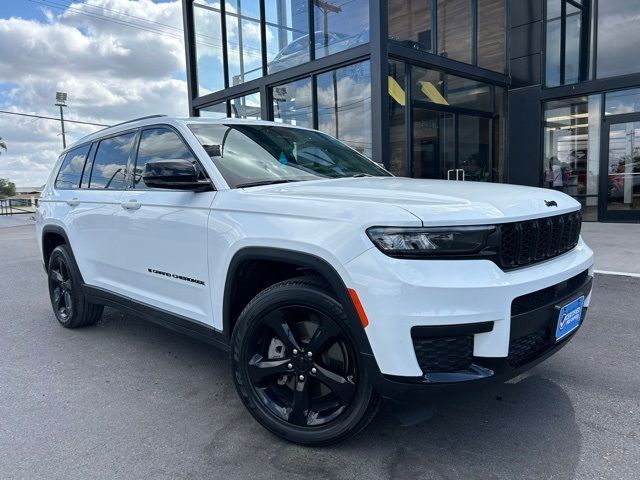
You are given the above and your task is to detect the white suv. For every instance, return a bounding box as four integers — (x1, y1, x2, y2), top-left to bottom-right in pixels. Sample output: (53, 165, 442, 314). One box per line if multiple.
(36, 115, 594, 445)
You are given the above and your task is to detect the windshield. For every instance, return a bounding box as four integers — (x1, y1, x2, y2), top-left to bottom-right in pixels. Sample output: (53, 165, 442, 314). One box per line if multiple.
(188, 123, 390, 188)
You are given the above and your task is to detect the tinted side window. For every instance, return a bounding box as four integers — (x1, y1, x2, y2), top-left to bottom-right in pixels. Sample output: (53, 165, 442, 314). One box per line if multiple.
(133, 128, 196, 189)
(90, 132, 136, 189)
(55, 144, 91, 189)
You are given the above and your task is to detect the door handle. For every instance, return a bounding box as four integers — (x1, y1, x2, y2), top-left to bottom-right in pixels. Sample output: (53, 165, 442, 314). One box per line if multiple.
(120, 199, 142, 210)
(66, 198, 80, 207)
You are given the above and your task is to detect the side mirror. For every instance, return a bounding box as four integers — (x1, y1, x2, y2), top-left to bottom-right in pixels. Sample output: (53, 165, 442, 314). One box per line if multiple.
(142, 159, 212, 191)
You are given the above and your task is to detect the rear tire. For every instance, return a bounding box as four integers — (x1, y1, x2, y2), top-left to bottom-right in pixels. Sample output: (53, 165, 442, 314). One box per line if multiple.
(231, 277, 380, 446)
(47, 245, 103, 328)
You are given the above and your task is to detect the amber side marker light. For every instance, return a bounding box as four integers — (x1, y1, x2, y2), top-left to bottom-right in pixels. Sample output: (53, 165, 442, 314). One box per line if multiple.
(347, 288, 369, 328)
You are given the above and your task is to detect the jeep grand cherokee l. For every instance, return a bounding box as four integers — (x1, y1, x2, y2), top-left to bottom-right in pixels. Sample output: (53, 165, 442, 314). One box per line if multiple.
(36, 115, 594, 445)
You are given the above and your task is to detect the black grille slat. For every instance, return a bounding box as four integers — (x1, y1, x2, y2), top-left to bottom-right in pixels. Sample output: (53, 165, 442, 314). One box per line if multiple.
(499, 224, 518, 267)
(412, 335, 473, 373)
(497, 212, 581, 269)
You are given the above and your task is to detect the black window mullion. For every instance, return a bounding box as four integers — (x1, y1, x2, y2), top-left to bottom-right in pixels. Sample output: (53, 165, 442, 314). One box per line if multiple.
(220, 0, 230, 89)
(311, 74, 319, 129)
(579, 0, 590, 82)
(260, 84, 270, 120)
(308, 0, 315, 62)
(591, 0, 598, 80)
(560, 0, 566, 85)
(431, 0, 438, 54)
(405, 62, 413, 178)
(259, 0, 268, 77)
(471, 0, 478, 66)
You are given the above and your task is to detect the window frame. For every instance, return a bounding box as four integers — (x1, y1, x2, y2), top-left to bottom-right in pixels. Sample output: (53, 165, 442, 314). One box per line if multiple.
(129, 124, 211, 191)
(544, 0, 590, 87)
(54, 144, 92, 191)
(86, 128, 139, 191)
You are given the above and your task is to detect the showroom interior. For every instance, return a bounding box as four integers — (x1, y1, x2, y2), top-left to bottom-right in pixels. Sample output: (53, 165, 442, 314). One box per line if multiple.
(181, 0, 640, 222)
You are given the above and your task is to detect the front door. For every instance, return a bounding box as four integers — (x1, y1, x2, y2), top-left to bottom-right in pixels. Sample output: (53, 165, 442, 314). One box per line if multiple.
(600, 115, 640, 221)
(115, 126, 216, 326)
(411, 105, 493, 182)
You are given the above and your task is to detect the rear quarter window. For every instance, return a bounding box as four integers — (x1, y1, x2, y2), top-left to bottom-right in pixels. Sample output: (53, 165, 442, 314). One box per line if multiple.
(54, 144, 91, 189)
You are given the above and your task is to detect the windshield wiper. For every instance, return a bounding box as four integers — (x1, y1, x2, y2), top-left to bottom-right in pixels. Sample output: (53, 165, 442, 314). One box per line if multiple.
(235, 179, 303, 188)
(350, 173, 374, 177)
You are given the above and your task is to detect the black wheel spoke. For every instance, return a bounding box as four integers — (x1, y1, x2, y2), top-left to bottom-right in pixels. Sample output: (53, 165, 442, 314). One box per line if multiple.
(247, 356, 291, 383)
(52, 289, 61, 310)
(307, 320, 341, 356)
(51, 269, 64, 284)
(313, 364, 356, 404)
(263, 312, 301, 352)
(288, 377, 310, 426)
(64, 292, 72, 311)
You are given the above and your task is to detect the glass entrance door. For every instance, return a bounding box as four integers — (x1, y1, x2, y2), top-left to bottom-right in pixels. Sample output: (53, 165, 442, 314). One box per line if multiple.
(412, 109, 454, 179)
(600, 116, 640, 220)
(411, 105, 493, 181)
(458, 115, 492, 182)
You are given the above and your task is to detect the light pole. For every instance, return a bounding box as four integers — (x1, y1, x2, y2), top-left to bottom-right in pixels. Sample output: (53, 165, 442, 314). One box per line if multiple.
(315, 1, 342, 136)
(55, 91, 67, 149)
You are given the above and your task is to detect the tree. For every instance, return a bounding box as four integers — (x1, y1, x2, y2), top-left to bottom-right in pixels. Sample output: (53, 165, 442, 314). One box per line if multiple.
(0, 178, 16, 198)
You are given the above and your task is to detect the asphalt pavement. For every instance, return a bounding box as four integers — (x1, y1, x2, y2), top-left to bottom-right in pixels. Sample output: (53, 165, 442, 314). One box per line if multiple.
(1, 224, 639, 480)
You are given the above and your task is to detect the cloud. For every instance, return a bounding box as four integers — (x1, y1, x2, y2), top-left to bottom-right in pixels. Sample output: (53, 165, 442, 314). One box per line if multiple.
(0, 0, 189, 187)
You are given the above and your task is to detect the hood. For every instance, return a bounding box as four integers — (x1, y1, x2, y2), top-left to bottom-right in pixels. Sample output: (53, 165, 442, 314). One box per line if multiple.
(245, 177, 580, 226)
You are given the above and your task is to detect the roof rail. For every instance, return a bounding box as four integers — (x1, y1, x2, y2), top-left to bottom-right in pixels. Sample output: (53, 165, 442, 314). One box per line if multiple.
(108, 114, 168, 129)
(72, 114, 169, 148)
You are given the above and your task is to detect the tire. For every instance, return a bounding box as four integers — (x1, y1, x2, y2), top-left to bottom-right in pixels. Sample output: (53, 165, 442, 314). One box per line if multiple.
(231, 276, 380, 446)
(47, 245, 103, 328)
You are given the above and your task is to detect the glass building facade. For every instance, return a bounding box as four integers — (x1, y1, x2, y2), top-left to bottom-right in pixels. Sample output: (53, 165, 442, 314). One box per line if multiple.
(183, 0, 640, 222)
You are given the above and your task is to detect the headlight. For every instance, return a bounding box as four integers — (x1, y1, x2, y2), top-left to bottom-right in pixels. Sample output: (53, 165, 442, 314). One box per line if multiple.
(366, 226, 495, 257)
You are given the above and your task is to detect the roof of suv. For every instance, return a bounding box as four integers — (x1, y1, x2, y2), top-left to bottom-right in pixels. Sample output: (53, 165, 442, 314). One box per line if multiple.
(68, 115, 311, 154)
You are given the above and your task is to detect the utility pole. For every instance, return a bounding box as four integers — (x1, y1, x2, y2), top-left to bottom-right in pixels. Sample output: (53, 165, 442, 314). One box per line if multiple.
(55, 92, 67, 149)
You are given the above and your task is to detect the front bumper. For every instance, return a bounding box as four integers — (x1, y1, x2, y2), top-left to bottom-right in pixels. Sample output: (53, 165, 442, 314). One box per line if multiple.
(344, 237, 594, 398)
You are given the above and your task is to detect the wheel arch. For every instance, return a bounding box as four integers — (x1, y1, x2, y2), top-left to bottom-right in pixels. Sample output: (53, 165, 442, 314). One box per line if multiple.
(222, 247, 373, 356)
(41, 225, 85, 284)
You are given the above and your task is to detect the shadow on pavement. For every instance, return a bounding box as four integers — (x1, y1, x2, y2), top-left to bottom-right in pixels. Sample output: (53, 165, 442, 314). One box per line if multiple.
(89, 307, 581, 480)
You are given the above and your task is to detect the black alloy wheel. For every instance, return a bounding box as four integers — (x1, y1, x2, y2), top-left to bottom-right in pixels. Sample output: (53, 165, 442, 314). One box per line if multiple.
(247, 304, 357, 427)
(47, 245, 103, 328)
(49, 255, 73, 321)
(231, 277, 379, 446)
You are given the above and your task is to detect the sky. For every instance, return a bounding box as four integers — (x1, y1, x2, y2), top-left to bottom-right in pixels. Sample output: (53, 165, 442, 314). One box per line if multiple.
(0, 0, 189, 187)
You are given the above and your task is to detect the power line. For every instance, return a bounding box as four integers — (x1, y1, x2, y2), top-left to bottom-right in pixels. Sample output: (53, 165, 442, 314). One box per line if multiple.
(27, 0, 187, 42)
(27, 0, 270, 56)
(0, 110, 109, 127)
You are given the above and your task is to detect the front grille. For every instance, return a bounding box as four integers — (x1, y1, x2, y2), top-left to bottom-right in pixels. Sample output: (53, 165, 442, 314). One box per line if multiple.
(497, 211, 582, 269)
(511, 269, 589, 316)
(508, 326, 550, 367)
(412, 335, 473, 373)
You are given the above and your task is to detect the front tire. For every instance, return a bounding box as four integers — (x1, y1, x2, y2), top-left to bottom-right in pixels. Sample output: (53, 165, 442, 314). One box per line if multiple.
(47, 245, 103, 328)
(231, 277, 379, 446)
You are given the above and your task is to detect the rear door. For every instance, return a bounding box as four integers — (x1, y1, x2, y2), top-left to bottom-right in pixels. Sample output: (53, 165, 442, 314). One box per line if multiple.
(114, 126, 215, 326)
(69, 131, 136, 291)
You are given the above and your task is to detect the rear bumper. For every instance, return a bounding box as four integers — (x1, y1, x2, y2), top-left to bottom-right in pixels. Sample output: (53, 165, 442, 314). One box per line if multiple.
(344, 238, 594, 399)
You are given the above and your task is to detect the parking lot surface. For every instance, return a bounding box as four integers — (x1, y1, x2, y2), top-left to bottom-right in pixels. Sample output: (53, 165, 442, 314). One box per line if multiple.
(1, 224, 639, 480)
